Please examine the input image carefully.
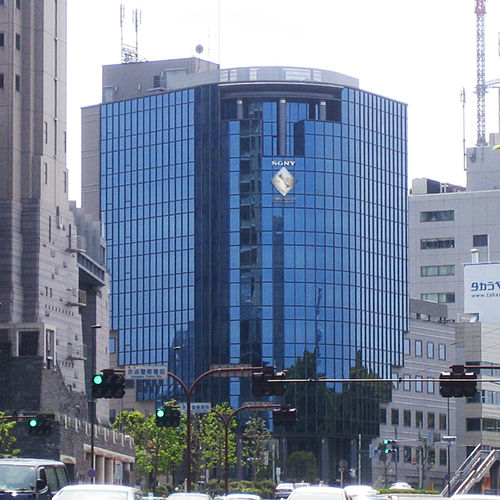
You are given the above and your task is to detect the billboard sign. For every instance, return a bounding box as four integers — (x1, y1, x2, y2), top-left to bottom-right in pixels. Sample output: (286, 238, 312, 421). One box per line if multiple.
(464, 262, 500, 324)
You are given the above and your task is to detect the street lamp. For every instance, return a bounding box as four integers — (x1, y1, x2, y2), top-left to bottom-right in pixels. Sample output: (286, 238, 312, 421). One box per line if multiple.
(442, 435, 456, 497)
(89, 324, 101, 482)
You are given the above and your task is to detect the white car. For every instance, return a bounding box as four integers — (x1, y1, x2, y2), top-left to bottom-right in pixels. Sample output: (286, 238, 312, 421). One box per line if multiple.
(222, 495, 262, 500)
(53, 484, 143, 500)
(344, 485, 378, 499)
(388, 482, 413, 490)
(275, 483, 295, 499)
(288, 486, 347, 500)
(167, 494, 213, 500)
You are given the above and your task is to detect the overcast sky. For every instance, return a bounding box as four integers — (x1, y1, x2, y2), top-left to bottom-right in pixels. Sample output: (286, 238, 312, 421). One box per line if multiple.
(67, 0, 500, 203)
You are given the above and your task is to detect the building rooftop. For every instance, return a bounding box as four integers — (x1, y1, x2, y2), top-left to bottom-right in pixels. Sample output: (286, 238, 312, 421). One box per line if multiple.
(101, 57, 359, 103)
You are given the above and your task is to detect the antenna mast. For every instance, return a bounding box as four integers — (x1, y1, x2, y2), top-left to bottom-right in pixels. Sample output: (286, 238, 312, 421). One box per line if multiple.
(120, 4, 142, 64)
(475, 0, 487, 146)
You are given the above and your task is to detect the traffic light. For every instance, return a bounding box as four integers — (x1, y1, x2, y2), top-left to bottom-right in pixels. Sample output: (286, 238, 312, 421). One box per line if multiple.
(155, 405, 181, 427)
(272, 406, 297, 427)
(380, 439, 397, 454)
(251, 367, 286, 397)
(26, 414, 54, 436)
(439, 366, 478, 398)
(92, 369, 126, 399)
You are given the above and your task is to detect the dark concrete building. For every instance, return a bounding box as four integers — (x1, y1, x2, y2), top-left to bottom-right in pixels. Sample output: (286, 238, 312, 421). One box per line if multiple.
(0, 0, 133, 481)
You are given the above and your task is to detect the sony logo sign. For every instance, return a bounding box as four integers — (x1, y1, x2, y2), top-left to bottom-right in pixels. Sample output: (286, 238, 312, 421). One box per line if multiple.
(271, 160, 296, 167)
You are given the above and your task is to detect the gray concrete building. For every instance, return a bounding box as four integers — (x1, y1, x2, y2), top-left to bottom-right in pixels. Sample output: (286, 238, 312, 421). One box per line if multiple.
(409, 135, 500, 321)
(0, 0, 133, 481)
(409, 134, 500, 492)
(371, 299, 457, 490)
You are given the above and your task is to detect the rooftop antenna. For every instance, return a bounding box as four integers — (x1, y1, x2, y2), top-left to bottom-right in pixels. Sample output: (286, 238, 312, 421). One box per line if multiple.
(461, 88, 467, 170)
(475, 0, 487, 146)
(133, 8, 142, 59)
(120, 4, 142, 63)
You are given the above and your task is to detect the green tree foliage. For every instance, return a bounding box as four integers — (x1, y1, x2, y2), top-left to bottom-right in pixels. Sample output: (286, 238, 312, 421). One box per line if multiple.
(112, 408, 185, 492)
(198, 402, 237, 479)
(241, 417, 271, 480)
(286, 451, 317, 482)
(0, 413, 18, 457)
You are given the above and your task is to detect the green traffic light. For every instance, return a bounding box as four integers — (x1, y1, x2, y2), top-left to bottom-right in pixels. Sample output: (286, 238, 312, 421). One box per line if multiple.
(383, 439, 389, 445)
(156, 408, 165, 418)
(93, 374, 103, 385)
(28, 418, 38, 428)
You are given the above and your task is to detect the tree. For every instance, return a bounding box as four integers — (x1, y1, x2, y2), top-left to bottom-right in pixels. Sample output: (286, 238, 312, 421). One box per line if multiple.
(286, 451, 317, 483)
(241, 417, 271, 481)
(0, 413, 18, 457)
(112, 408, 185, 492)
(198, 402, 237, 480)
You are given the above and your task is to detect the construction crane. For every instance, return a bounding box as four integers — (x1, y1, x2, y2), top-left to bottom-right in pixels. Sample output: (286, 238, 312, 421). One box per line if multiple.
(475, 0, 487, 146)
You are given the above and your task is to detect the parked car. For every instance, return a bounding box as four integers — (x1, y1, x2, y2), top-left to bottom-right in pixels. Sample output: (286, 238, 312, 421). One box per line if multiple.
(53, 484, 143, 500)
(344, 485, 378, 499)
(388, 482, 413, 490)
(275, 483, 295, 499)
(287, 486, 347, 500)
(0, 458, 69, 500)
(167, 494, 212, 500)
(220, 495, 261, 500)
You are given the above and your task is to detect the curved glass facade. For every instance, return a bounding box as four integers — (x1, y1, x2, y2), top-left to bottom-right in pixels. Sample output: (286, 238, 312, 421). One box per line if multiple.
(99, 76, 407, 479)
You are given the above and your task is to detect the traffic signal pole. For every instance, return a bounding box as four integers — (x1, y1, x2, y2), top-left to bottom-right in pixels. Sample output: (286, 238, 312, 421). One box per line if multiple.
(164, 366, 263, 492)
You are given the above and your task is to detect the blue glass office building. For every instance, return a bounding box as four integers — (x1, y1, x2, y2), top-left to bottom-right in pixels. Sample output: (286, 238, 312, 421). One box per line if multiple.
(89, 60, 408, 479)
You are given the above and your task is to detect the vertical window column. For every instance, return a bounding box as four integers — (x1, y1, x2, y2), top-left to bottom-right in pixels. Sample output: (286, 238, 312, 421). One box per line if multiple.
(278, 99, 286, 156)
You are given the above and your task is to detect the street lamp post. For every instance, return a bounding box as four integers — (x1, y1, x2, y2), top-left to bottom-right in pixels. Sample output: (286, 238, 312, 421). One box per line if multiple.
(442, 435, 456, 496)
(164, 366, 263, 491)
(211, 403, 280, 495)
(89, 324, 101, 483)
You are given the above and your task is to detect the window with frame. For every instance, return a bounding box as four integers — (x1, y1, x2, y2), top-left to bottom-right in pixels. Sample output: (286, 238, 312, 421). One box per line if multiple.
(439, 449, 447, 466)
(404, 337, 411, 355)
(391, 408, 399, 426)
(427, 342, 434, 358)
(439, 413, 447, 430)
(427, 380, 435, 394)
(420, 210, 454, 222)
(421, 265, 455, 277)
(438, 343, 446, 360)
(403, 446, 412, 463)
(403, 409, 411, 427)
(421, 292, 455, 303)
(15, 33, 20, 50)
(415, 340, 423, 357)
(403, 374, 411, 391)
(15, 74, 20, 92)
(421, 238, 455, 249)
(428, 412, 435, 429)
(415, 375, 423, 392)
(473, 234, 488, 247)
(0, 33, 4, 47)
(0, 73, 4, 89)
(380, 408, 387, 424)
(416, 411, 423, 428)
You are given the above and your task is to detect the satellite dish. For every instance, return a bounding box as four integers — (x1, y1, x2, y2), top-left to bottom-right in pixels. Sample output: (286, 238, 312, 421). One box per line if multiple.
(195, 44, 203, 54)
